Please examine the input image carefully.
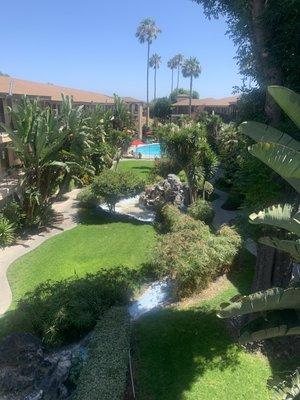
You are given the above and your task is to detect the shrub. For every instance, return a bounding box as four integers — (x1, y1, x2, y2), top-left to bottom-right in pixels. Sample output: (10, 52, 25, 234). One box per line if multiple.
(150, 157, 181, 180)
(2, 200, 24, 229)
(77, 187, 100, 208)
(0, 215, 15, 247)
(73, 307, 130, 400)
(92, 169, 145, 212)
(153, 205, 241, 298)
(0, 267, 138, 347)
(187, 199, 215, 224)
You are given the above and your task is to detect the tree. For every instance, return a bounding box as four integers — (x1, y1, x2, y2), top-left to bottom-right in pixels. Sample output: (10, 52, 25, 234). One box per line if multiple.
(91, 170, 145, 212)
(167, 57, 177, 93)
(192, 0, 300, 124)
(136, 18, 161, 126)
(169, 88, 199, 103)
(149, 53, 162, 101)
(173, 54, 184, 91)
(150, 97, 172, 122)
(181, 57, 201, 117)
(159, 123, 217, 203)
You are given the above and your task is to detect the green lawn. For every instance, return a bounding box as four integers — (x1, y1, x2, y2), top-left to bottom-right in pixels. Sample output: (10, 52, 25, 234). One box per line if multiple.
(8, 210, 156, 305)
(135, 252, 275, 400)
(118, 160, 154, 181)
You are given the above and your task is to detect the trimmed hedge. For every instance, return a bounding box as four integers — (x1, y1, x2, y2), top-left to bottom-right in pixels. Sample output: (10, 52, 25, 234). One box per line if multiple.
(73, 307, 131, 400)
(154, 205, 241, 298)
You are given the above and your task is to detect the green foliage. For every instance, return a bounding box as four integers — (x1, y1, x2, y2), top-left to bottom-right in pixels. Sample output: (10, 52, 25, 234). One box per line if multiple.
(150, 157, 181, 180)
(169, 88, 199, 103)
(1, 267, 137, 347)
(150, 98, 172, 121)
(76, 187, 100, 208)
(73, 307, 130, 400)
(187, 199, 215, 225)
(0, 215, 15, 246)
(158, 122, 218, 202)
(1, 200, 25, 230)
(153, 205, 241, 297)
(92, 169, 145, 211)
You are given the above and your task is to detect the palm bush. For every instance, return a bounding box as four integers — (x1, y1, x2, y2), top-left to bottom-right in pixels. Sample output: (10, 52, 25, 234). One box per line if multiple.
(0, 215, 15, 246)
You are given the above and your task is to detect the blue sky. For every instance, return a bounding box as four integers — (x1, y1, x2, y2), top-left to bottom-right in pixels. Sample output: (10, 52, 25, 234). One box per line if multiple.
(1, 0, 240, 100)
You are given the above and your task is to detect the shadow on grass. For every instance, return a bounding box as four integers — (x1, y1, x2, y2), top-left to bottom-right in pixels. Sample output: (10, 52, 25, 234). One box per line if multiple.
(0, 266, 149, 348)
(74, 206, 152, 227)
(134, 306, 241, 400)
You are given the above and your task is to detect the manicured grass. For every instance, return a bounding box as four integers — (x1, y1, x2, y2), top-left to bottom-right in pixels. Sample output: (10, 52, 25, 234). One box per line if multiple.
(134, 251, 273, 400)
(118, 160, 154, 181)
(8, 210, 156, 305)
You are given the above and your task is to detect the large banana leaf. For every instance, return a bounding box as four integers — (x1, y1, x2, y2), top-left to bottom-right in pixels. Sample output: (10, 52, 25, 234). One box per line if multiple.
(249, 204, 300, 236)
(272, 369, 300, 400)
(239, 309, 300, 343)
(249, 142, 300, 193)
(260, 237, 300, 262)
(268, 86, 300, 129)
(217, 287, 300, 318)
(240, 121, 300, 151)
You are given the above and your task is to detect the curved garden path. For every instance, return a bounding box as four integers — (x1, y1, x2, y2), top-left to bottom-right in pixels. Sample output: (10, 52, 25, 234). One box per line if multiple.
(0, 189, 80, 315)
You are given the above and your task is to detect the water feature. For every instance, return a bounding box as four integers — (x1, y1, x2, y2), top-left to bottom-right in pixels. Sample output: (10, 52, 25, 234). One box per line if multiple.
(100, 195, 155, 222)
(129, 279, 171, 320)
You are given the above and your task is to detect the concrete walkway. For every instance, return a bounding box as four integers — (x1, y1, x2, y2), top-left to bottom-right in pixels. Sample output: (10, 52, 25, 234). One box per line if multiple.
(0, 189, 80, 315)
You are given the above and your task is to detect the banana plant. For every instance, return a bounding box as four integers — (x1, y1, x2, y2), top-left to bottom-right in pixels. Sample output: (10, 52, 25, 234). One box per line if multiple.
(218, 86, 300, 399)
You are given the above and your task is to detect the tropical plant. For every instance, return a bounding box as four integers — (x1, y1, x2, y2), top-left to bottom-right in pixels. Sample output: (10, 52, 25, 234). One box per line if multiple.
(167, 57, 177, 93)
(149, 53, 162, 101)
(182, 57, 201, 116)
(173, 54, 185, 91)
(136, 18, 161, 125)
(91, 170, 145, 212)
(0, 215, 15, 246)
(3, 96, 69, 224)
(218, 86, 300, 400)
(159, 122, 218, 202)
(108, 129, 132, 169)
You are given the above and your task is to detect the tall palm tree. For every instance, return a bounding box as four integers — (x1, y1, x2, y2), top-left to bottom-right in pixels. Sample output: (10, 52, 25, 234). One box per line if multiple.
(173, 54, 184, 91)
(167, 57, 176, 93)
(136, 18, 161, 126)
(149, 53, 162, 101)
(182, 57, 201, 117)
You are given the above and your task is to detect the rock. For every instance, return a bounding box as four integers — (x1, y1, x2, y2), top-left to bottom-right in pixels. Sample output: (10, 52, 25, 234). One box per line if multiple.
(0, 334, 73, 400)
(139, 174, 190, 210)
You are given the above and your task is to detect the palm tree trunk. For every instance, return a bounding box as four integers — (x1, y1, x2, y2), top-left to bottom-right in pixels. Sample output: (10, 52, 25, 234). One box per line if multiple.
(177, 66, 180, 91)
(154, 67, 157, 101)
(146, 41, 150, 126)
(171, 69, 174, 93)
(189, 76, 193, 117)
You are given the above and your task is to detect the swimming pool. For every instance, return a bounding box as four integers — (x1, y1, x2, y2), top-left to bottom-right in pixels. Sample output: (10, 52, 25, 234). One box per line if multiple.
(134, 143, 161, 158)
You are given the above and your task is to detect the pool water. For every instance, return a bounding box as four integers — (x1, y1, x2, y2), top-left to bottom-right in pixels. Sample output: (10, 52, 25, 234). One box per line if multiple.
(134, 143, 161, 158)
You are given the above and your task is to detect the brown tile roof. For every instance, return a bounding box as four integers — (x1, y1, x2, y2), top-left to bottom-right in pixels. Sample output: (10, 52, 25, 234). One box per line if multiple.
(122, 96, 145, 104)
(0, 76, 114, 104)
(172, 96, 238, 107)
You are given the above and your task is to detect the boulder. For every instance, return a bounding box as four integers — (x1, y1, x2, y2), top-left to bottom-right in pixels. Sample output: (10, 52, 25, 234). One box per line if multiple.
(0, 334, 73, 400)
(139, 174, 190, 210)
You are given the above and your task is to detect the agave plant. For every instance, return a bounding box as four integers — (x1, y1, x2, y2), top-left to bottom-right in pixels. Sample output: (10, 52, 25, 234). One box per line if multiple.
(218, 86, 300, 399)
